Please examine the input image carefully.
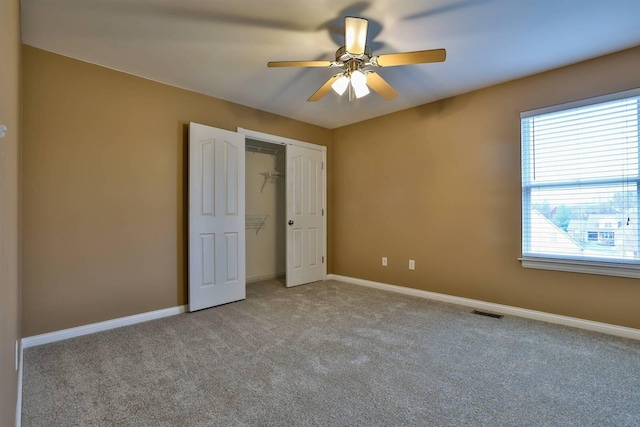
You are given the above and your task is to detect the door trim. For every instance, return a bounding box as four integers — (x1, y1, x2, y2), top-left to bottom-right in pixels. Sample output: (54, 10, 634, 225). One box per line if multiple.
(237, 128, 327, 281)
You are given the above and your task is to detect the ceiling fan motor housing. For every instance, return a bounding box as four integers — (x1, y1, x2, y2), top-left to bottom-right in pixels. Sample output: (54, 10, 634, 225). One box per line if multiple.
(335, 45, 372, 65)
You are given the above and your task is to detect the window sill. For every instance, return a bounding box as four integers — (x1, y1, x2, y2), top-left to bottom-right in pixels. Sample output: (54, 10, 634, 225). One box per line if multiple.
(519, 256, 640, 279)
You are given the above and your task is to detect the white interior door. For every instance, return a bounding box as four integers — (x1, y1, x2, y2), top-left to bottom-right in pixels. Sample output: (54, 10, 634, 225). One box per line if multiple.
(189, 122, 245, 311)
(286, 144, 325, 287)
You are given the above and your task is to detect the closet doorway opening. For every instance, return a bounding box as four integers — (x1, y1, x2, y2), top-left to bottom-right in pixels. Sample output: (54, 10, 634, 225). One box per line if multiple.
(240, 128, 327, 288)
(245, 139, 287, 285)
(188, 124, 326, 311)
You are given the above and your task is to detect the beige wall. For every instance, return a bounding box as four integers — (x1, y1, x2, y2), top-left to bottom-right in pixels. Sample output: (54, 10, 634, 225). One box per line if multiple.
(21, 46, 332, 336)
(21, 42, 640, 339)
(0, 0, 21, 424)
(332, 46, 640, 329)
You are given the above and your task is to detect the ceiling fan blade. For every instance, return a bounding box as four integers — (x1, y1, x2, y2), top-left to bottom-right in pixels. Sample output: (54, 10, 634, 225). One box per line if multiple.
(374, 48, 446, 67)
(307, 75, 341, 102)
(345, 16, 368, 55)
(268, 60, 332, 68)
(366, 72, 398, 101)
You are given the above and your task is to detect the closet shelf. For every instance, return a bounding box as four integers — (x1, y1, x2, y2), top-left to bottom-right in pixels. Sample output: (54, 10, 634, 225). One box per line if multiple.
(246, 214, 268, 234)
(260, 171, 284, 193)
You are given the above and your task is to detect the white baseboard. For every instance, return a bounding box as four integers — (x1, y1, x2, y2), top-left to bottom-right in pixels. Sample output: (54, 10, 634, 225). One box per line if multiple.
(247, 272, 285, 284)
(327, 274, 640, 341)
(15, 342, 23, 427)
(22, 305, 187, 349)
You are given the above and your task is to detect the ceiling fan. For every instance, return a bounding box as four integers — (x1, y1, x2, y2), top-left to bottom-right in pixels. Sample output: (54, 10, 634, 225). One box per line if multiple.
(267, 16, 446, 102)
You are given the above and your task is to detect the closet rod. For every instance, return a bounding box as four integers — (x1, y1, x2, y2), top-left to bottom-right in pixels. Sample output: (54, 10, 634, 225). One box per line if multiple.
(246, 143, 282, 155)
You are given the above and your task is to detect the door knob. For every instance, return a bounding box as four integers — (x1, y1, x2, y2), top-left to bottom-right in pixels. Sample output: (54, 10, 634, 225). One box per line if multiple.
(288, 220, 294, 226)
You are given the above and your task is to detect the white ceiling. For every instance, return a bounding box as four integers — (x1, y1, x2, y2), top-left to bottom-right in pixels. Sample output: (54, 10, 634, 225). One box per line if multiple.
(21, 0, 640, 129)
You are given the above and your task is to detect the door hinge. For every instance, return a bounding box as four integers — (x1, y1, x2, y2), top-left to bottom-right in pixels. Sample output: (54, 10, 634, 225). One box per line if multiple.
(322, 209, 324, 216)
(322, 162, 324, 170)
(322, 256, 324, 263)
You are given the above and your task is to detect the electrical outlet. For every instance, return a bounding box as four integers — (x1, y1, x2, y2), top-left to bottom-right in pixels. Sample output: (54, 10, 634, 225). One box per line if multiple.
(409, 260, 415, 270)
(382, 257, 388, 266)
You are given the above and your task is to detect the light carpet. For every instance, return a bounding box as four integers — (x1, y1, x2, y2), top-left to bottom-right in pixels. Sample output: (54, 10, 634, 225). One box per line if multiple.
(22, 279, 640, 426)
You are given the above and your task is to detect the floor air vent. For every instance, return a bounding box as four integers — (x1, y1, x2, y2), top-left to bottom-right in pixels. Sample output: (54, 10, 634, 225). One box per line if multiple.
(472, 310, 504, 319)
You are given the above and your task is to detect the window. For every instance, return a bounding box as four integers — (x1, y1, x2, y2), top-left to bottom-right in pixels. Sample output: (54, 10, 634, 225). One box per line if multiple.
(520, 88, 640, 278)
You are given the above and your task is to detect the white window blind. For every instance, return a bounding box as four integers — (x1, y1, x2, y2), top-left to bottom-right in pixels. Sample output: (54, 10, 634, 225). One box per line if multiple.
(521, 89, 640, 276)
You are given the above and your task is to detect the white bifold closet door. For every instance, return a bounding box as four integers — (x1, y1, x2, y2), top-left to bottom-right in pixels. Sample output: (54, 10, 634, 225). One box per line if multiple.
(188, 122, 245, 312)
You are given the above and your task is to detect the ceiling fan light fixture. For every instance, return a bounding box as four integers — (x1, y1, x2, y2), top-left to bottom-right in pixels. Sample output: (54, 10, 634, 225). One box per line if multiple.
(331, 74, 350, 96)
(268, 15, 446, 103)
(350, 70, 370, 98)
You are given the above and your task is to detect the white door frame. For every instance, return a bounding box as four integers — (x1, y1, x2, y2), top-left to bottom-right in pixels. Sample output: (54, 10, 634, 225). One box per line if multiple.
(237, 128, 327, 282)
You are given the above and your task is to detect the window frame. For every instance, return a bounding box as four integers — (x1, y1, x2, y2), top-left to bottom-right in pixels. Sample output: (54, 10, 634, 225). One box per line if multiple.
(519, 88, 640, 278)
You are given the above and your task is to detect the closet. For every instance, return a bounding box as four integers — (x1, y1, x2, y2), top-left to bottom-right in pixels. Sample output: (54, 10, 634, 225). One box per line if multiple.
(189, 124, 326, 311)
(245, 139, 286, 283)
